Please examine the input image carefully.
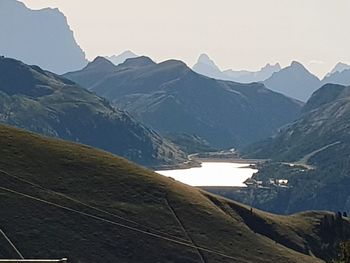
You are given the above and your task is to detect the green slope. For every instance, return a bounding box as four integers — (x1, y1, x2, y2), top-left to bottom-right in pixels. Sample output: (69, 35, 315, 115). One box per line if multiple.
(0, 124, 348, 262)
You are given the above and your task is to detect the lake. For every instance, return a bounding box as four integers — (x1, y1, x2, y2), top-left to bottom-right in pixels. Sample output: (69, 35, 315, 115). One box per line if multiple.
(156, 162, 258, 187)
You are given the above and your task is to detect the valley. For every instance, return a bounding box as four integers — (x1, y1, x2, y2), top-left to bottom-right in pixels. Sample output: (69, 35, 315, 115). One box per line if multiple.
(1, 0, 350, 261)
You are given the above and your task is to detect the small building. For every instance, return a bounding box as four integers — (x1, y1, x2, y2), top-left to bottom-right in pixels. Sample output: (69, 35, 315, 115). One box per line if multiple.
(276, 179, 289, 186)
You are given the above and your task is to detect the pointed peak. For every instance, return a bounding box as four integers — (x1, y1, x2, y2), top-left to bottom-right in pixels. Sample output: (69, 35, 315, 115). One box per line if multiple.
(92, 56, 113, 64)
(121, 56, 155, 68)
(105, 50, 139, 65)
(290, 61, 304, 68)
(198, 53, 210, 60)
(197, 53, 214, 64)
(85, 56, 116, 70)
(119, 50, 137, 57)
(330, 62, 350, 75)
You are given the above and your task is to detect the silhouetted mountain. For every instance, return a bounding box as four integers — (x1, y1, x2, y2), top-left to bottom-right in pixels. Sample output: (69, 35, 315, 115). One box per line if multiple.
(192, 54, 224, 79)
(192, 53, 281, 83)
(65, 56, 302, 149)
(105, 50, 138, 65)
(327, 62, 350, 76)
(223, 63, 281, 83)
(263, 61, 320, 102)
(322, 68, 350, 87)
(0, 0, 87, 74)
(243, 83, 350, 213)
(0, 123, 348, 262)
(0, 56, 185, 167)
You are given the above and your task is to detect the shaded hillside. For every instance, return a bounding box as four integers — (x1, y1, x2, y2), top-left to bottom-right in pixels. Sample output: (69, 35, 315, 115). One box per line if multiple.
(0, 57, 185, 167)
(0, 124, 348, 262)
(165, 133, 217, 154)
(0, 0, 87, 74)
(64, 56, 302, 149)
(242, 84, 350, 213)
(246, 84, 350, 161)
(263, 61, 320, 102)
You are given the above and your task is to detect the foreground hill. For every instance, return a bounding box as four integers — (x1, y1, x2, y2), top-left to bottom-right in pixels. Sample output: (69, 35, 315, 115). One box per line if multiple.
(0, 57, 185, 167)
(0, 124, 349, 262)
(0, 0, 87, 74)
(242, 84, 350, 213)
(65, 56, 302, 148)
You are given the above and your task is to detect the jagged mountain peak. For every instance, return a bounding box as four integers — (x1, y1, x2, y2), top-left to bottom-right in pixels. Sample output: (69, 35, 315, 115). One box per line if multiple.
(329, 62, 350, 75)
(262, 62, 281, 71)
(290, 61, 307, 70)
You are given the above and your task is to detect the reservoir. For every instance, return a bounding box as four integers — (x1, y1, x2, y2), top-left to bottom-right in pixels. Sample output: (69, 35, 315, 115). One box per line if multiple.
(156, 162, 258, 187)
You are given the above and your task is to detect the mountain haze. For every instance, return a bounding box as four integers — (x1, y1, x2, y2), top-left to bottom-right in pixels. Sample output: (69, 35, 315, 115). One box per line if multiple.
(0, 0, 87, 74)
(105, 50, 138, 66)
(327, 62, 350, 76)
(192, 53, 281, 83)
(322, 68, 350, 87)
(65, 56, 302, 148)
(263, 61, 321, 102)
(0, 56, 184, 167)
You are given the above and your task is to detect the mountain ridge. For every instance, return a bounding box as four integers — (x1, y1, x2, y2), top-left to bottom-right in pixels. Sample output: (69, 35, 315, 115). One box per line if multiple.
(0, 56, 185, 167)
(263, 61, 321, 102)
(192, 53, 281, 83)
(65, 55, 302, 149)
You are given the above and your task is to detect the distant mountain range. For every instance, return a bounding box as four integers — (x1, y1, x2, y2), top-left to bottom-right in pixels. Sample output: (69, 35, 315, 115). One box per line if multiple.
(327, 62, 350, 76)
(105, 50, 138, 65)
(65, 56, 302, 149)
(242, 83, 350, 213)
(192, 53, 281, 83)
(0, 123, 348, 263)
(322, 67, 350, 87)
(0, 56, 185, 167)
(0, 0, 87, 74)
(193, 54, 350, 102)
(263, 61, 321, 102)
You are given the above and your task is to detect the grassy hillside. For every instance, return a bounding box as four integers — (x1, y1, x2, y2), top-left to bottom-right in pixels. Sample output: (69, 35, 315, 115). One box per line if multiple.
(0, 124, 348, 262)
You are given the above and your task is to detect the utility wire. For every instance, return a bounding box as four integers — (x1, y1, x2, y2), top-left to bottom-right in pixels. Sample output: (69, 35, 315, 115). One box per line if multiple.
(0, 228, 24, 259)
(0, 169, 189, 243)
(0, 186, 239, 261)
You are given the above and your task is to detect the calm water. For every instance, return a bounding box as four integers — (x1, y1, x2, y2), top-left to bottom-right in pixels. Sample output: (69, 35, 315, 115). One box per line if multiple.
(156, 162, 258, 187)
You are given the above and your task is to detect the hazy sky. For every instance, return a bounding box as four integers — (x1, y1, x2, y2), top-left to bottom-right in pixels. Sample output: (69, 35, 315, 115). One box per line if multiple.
(22, 0, 350, 77)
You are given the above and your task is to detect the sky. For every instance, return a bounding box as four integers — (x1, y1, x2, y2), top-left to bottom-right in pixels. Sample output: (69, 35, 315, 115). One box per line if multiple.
(22, 0, 350, 78)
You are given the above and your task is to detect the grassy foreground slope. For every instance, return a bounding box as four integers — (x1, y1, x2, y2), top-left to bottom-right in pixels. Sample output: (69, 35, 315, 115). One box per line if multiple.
(0, 124, 346, 262)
